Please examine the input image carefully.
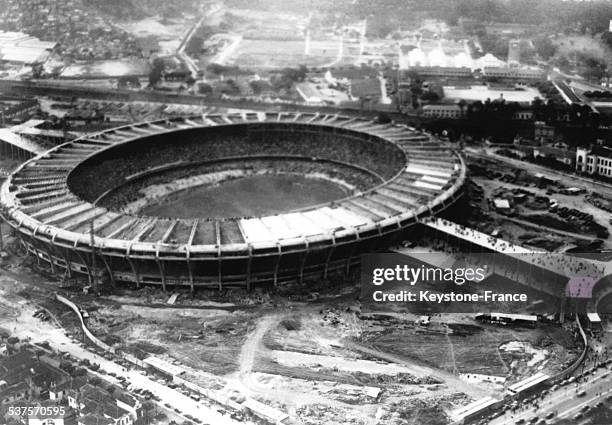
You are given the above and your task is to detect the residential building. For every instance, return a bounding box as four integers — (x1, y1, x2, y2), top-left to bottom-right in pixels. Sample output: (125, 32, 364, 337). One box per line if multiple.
(534, 145, 575, 166)
(69, 383, 138, 425)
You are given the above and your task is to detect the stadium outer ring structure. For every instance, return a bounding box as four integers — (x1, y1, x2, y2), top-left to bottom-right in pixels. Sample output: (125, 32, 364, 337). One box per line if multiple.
(0, 111, 466, 291)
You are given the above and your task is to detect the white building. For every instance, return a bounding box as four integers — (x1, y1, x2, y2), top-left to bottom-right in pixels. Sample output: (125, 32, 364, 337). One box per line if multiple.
(0, 31, 57, 65)
(576, 146, 612, 177)
(482, 66, 545, 81)
(422, 104, 464, 119)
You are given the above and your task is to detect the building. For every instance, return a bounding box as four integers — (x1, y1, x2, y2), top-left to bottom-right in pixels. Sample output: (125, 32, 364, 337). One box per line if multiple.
(507, 372, 551, 397)
(576, 145, 612, 177)
(476, 313, 537, 328)
(422, 104, 464, 119)
(0, 31, 56, 65)
(513, 110, 533, 120)
(483, 67, 546, 81)
(586, 312, 603, 332)
(401, 66, 473, 79)
(507, 40, 521, 65)
(143, 356, 186, 382)
(295, 82, 322, 104)
(492, 198, 511, 211)
(1, 112, 466, 290)
(242, 398, 290, 425)
(449, 396, 503, 424)
(78, 415, 114, 425)
(0, 353, 70, 403)
(70, 384, 135, 425)
(534, 121, 554, 140)
(533, 145, 575, 167)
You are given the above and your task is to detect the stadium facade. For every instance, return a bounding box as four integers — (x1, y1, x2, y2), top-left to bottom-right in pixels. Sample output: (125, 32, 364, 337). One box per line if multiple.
(0, 111, 466, 290)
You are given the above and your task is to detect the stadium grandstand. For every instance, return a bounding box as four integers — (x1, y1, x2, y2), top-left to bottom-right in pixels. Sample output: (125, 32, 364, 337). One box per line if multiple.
(0, 111, 466, 291)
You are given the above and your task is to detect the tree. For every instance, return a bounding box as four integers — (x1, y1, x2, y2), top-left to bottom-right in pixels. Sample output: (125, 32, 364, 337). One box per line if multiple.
(59, 360, 75, 374)
(534, 36, 557, 61)
(421, 91, 441, 102)
(602, 32, 612, 50)
(458, 99, 467, 116)
(377, 112, 391, 124)
(118, 75, 141, 89)
(222, 79, 240, 95)
(184, 35, 204, 56)
(249, 80, 271, 95)
(148, 58, 165, 87)
(196, 82, 213, 95)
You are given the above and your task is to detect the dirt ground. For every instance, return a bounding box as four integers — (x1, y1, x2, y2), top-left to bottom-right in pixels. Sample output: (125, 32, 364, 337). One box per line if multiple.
(0, 250, 589, 425)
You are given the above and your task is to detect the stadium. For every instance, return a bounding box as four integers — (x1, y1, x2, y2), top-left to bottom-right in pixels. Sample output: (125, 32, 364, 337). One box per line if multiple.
(0, 111, 466, 290)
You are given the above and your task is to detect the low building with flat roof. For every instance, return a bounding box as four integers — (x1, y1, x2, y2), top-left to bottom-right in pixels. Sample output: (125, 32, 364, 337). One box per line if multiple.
(449, 396, 502, 424)
(507, 372, 550, 396)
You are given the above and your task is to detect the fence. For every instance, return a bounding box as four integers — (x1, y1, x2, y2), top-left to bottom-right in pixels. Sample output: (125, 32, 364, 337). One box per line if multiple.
(55, 293, 115, 353)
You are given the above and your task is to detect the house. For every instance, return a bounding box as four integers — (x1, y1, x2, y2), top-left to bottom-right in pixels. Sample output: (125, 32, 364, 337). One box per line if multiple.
(78, 415, 114, 425)
(26, 362, 71, 400)
(70, 384, 136, 425)
(26, 401, 66, 425)
(53, 376, 87, 403)
(295, 82, 322, 104)
(115, 391, 142, 423)
(533, 145, 575, 166)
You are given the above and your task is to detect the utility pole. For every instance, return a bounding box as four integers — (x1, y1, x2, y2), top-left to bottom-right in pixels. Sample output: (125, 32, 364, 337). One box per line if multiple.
(90, 220, 98, 296)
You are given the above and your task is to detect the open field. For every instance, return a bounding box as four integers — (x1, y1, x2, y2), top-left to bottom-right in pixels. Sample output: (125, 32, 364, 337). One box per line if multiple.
(443, 85, 542, 103)
(60, 60, 150, 78)
(224, 39, 341, 69)
(362, 318, 579, 379)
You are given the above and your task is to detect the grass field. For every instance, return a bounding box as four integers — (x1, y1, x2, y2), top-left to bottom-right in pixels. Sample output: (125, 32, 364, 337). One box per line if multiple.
(140, 174, 348, 218)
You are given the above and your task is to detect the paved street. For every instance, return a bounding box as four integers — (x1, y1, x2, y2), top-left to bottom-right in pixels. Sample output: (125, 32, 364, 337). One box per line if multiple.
(489, 364, 612, 424)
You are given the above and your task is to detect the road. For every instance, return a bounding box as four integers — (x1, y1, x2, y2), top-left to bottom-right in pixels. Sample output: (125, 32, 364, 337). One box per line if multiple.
(177, 4, 223, 78)
(488, 365, 612, 425)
